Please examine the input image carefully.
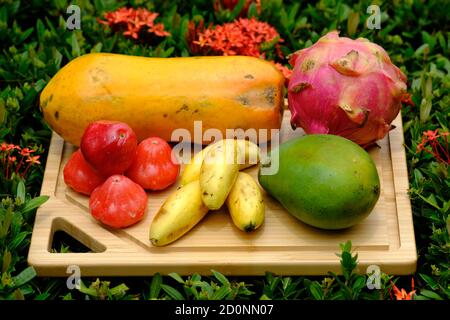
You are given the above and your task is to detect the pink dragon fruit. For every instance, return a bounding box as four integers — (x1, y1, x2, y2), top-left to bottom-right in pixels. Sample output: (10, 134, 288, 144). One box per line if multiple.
(288, 31, 407, 147)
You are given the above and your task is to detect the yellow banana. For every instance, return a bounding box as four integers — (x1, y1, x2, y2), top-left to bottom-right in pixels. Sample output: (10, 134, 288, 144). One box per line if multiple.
(200, 140, 240, 210)
(226, 172, 265, 232)
(180, 139, 260, 186)
(180, 146, 212, 186)
(237, 139, 260, 170)
(149, 180, 209, 246)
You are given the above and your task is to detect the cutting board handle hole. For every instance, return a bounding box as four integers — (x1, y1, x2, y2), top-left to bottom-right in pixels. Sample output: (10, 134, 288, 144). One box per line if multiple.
(48, 218, 106, 253)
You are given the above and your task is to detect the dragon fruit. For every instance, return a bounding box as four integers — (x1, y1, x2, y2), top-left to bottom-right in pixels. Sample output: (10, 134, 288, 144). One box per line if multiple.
(288, 31, 407, 147)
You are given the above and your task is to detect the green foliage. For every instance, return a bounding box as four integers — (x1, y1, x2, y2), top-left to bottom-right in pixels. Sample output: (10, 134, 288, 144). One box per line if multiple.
(0, 181, 48, 299)
(261, 241, 393, 300)
(0, 0, 448, 300)
(154, 270, 254, 300)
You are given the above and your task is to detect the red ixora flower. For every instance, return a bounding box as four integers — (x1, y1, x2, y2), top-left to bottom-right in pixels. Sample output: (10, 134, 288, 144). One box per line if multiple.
(416, 129, 449, 164)
(390, 278, 416, 300)
(188, 18, 291, 82)
(20, 147, 36, 157)
(26, 155, 41, 165)
(98, 7, 170, 40)
(401, 92, 415, 107)
(193, 18, 283, 59)
(1, 142, 41, 180)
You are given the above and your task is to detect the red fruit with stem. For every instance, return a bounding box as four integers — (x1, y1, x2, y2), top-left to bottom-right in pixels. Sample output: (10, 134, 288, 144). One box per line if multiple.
(89, 175, 147, 228)
(80, 120, 137, 177)
(126, 137, 180, 191)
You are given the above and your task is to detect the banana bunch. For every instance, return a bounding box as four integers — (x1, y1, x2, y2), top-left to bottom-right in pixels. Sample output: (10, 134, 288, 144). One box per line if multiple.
(149, 139, 265, 246)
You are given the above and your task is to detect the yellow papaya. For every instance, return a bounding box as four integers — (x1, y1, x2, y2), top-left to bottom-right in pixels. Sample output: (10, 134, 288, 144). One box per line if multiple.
(40, 53, 284, 146)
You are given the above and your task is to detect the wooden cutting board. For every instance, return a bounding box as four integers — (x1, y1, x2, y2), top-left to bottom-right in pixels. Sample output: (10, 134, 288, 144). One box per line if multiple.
(28, 111, 416, 276)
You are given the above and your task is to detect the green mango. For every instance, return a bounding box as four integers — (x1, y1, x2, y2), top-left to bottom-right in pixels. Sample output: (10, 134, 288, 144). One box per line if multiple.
(258, 134, 380, 230)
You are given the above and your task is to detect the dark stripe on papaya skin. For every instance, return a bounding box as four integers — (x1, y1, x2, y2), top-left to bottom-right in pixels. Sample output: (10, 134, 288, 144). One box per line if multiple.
(264, 87, 275, 105)
(237, 95, 250, 106)
(176, 104, 189, 113)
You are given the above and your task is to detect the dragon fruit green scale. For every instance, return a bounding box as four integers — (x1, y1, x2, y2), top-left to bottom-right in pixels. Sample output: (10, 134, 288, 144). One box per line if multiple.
(288, 31, 407, 147)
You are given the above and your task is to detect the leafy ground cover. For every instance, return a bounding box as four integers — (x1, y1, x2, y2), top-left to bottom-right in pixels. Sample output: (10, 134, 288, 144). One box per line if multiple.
(0, 0, 448, 300)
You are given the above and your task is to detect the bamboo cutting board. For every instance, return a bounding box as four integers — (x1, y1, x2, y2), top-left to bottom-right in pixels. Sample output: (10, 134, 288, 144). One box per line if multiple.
(28, 111, 417, 276)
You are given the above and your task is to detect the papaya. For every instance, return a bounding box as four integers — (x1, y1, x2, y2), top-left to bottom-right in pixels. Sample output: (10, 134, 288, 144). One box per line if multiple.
(258, 134, 380, 230)
(40, 53, 284, 146)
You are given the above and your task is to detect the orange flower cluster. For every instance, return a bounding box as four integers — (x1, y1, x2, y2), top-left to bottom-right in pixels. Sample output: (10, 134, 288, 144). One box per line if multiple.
(1, 142, 41, 180)
(416, 129, 449, 164)
(194, 18, 282, 58)
(401, 92, 415, 107)
(99, 7, 170, 40)
(390, 279, 416, 300)
(190, 18, 291, 81)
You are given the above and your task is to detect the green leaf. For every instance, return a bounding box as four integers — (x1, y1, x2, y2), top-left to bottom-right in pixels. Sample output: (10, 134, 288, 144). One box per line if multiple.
(16, 180, 25, 204)
(90, 43, 103, 53)
(0, 206, 13, 240)
(36, 19, 45, 43)
(352, 276, 366, 292)
(339, 240, 352, 253)
(287, 3, 300, 28)
(0, 99, 5, 124)
(62, 293, 74, 300)
(281, 277, 292, 291)
(195, 281, 214, 298)
(211, 270, 230, 286)
(109, 283, 129, 297)
(34, 79, 47, 93)
(12, 266, 37, 288)
(21, 195, 49, 214)
(308, 282, 324, 300)
(8, 231, 29, 250)
(447, 216, 450, 237)
(421, 31, 436, 51)
(247, 3, 258, 19)
(230, 0, 246, 20)
(2, 250, 11, 273)
(18, 28, 34, 44)
(53, 47, 63, 69)
(419, 290, 443, 300)
(168, 272, 185, 284)
(12, 289, 25, 300)
(347, 11, 360, 37)
(191, 273, 201, 282)
(71, 33, 80, 57)
(79, 280, 98, 297)
(436, 32, 447, 52)
(161, 284, 184, 300)
(267, 273, 280, 293)
(419, 273, 438, 290)
(211, 286, 231, 300)
(418, 193, 441, 210)
(149, 273, 162, 299)
(34, 293, 50, 300)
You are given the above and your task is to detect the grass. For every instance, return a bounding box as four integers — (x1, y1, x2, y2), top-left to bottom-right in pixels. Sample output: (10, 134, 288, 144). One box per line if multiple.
(0, 0, 448, 300)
